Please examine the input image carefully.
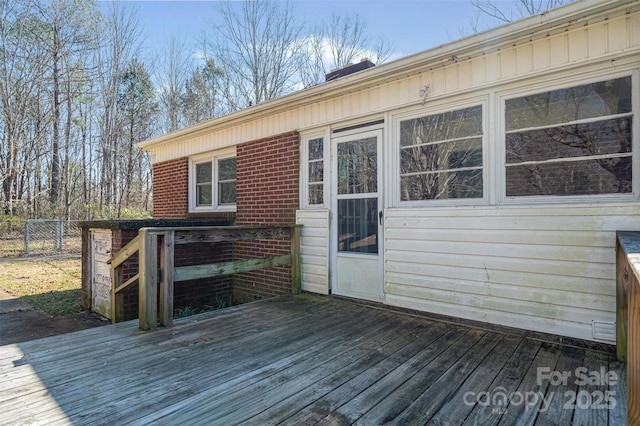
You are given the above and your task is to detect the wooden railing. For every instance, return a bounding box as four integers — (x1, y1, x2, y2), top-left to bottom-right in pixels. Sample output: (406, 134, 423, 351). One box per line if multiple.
(616, 231, 640, 425)
(108, 225, 302, 330)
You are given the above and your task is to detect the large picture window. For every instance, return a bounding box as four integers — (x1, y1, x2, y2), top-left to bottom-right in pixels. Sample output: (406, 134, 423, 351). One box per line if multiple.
(399, 105, 483, 201)
(505, 76, 632, 197)
(190, 152, 236, 211)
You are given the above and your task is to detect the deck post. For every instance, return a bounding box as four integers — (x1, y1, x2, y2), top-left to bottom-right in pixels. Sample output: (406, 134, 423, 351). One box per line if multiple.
(111, 264, 124, 324)
(616, 237, 628, 361)
(629, 269, 640, 425)
(616, 232, 640, 424)
(291, 225, 301, 295)
(138, 229, 158, 330)
(159, 230, 175, 327)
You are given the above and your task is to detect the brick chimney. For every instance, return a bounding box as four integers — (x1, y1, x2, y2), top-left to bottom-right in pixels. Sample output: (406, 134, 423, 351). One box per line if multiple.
(325, 58, 376, 82)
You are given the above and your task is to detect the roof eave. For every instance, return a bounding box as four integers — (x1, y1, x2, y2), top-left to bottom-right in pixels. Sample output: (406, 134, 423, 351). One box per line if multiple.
(137, 0, 635, 151)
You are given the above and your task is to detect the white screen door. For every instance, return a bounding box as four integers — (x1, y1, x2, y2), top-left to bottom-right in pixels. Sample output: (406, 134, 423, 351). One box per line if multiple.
(331, 129, 383, 301)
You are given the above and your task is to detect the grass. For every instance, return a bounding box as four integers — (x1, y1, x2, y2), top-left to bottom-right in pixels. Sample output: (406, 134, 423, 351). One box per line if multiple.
(174, 299, 228, 319)
(0, 238, 24, 257)
(0, 258, 84, 316)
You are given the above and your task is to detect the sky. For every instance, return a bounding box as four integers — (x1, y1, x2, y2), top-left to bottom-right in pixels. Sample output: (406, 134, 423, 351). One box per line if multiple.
(127, 0, 527, 62)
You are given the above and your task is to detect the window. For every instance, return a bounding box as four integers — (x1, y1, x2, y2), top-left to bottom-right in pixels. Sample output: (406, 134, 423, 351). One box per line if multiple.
(337, 137, 378, 254)
(195, 162, 213, 206)
(505, 76, 632, 197)
(399, 105, 483, 201)
(217, 157, 237, 205)
(305, 136, 325, 206)
(190, 151, 236, 211)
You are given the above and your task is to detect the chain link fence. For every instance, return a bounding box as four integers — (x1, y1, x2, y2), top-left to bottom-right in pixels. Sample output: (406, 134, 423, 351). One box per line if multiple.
(22, 220, 82, 257)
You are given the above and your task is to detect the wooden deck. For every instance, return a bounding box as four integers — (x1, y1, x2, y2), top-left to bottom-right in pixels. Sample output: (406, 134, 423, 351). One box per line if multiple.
(0, 295, 627, 425)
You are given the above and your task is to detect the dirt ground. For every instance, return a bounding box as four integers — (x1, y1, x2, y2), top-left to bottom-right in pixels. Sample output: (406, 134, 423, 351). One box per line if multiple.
(0, 288, 108, 346)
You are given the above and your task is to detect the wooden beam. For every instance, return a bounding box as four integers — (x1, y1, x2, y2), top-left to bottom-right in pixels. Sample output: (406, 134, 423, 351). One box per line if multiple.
(110, 262, 121, 324)
(114, 273, 139, 295)
(108, 234, 140, 267)
(291, 225, 301, 295)
(629, 265, 640, 425)
(138, 230, 158, 331)
(114, 292, 124, 324)
(616, 237, 629, 362)
(172, 227, 290, 245)
(159, 231, 174, 327)
(173, 254, 292, 282)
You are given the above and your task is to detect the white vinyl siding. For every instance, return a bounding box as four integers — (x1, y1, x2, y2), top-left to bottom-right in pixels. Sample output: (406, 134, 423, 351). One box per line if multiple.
(384, 204, 639, 342)
(296, 209, 329, 294)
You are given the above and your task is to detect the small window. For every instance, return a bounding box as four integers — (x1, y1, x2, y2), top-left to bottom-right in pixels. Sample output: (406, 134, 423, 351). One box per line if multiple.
(306, 137, 324, 206)
(190, 152, 236, 211)
(399, 105, 483, 201)
(505, 76, 632, 197)
(217, 157, 237, 205)
(195, 162, 213, 206)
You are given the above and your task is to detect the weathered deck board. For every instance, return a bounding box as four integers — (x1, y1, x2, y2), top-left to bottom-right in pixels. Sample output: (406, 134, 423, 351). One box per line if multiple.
(0, 295, 627, 425)
(533, 345, 585, 426)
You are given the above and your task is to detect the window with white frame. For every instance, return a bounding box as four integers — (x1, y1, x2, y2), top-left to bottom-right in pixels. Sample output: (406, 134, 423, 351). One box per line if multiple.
(399, 105, 483, 201)
(305, 136, 325, 206)
(504, 76, 632, 197)
(190, 152, 236, 211)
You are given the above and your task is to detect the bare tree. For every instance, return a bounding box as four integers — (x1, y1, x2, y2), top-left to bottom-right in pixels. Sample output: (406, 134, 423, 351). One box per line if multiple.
(0, 0, 48, 215)
(472, 0, 571, 23)
(38, 0, 97, 216)
(466, 0, 572, 34)
(117, 58, 157, 217)
(326, 14, 367, 69)
(208, 0, 306, 110)
(301, 12, 394, 87)
(325, 14, 393, 68)
(93, 1, 143, 215)
(1, 0, 157, 220)
(156, 34, 193, 133)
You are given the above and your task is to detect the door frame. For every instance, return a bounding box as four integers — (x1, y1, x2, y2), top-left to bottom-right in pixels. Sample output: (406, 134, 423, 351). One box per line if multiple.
(329, 125, 385, 301)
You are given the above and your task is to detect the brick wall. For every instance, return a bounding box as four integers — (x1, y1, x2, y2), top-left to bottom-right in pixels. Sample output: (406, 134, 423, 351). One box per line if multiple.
(153, 158, 189, 219)
(148, 157, 235, 316)
(234, 131, 300, 303)
(147, 131, 300, 306)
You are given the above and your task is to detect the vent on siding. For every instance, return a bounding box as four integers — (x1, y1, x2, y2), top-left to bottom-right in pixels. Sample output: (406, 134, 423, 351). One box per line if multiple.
(592, 321, 616, 343)
(332, 119, 384, 134)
